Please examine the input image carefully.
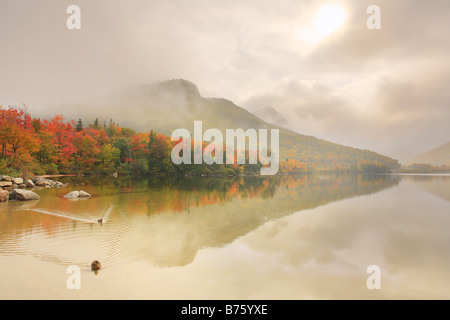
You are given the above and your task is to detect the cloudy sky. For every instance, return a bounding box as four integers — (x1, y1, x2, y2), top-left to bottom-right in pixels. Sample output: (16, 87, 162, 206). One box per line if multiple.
(1, 0, 449, 162)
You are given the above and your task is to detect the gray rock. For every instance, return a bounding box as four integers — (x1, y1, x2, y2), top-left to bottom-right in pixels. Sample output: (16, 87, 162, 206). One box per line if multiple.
(64, 190, 91, 199)
(25, 180, 37, 188)
(64, 191, 80, 199)
(0, 181, 13, 188)
(78, 191, 92, 198)
(12, 178, 24, 185)
(11, 189, 40, 201)
(35, 180, 51, 187)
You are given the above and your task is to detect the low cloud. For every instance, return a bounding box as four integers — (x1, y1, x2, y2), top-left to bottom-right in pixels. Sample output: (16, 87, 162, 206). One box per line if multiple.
(1, 0, 449, 162)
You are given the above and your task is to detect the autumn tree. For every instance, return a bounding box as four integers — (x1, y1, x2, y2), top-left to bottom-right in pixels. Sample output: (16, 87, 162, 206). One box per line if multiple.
(148, 133, 172, 174)
(45, 115, 76, 165)
(73, 131, 100, 173)
(98, 144, 121, 174)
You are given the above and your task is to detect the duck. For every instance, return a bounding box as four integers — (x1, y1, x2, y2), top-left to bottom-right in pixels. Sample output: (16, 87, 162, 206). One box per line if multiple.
(91, 260, 102, 272)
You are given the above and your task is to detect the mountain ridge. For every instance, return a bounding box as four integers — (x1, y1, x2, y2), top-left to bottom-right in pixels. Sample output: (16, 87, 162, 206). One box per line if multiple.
(407, 141, 450, 166)
(253, 106, 288, 127)
(91, 79, 399, 171)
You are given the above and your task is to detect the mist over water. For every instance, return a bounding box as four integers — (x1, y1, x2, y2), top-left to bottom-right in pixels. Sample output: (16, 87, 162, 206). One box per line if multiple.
(0, 174, 449, 299)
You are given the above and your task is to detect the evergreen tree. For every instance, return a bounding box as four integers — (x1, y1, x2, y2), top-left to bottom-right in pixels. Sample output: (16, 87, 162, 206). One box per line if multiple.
(75, 119, 84, 132)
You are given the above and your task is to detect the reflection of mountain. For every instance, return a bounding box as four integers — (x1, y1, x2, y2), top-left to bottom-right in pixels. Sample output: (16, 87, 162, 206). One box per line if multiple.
(402, 175, 450, 202)
(0, 175, 400, 268)
(112, 175, 401, 267)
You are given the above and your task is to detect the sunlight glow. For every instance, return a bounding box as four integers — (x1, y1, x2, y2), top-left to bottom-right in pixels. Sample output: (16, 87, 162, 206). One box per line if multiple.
(315, 5, 346, 35)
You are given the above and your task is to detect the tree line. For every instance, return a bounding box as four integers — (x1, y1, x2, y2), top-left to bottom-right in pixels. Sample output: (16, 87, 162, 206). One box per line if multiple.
(0, 105, 392, 177)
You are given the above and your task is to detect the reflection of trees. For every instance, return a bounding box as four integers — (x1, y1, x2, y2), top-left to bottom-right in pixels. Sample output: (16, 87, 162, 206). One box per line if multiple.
(89, 174, 399, 217)
(0, 174, 401, 268)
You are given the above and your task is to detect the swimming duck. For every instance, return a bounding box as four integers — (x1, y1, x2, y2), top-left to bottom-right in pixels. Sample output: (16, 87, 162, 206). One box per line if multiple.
(91, 260, 101, 272)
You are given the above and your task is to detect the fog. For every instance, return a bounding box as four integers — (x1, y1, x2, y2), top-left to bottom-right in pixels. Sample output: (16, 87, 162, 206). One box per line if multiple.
(1, 0, 449, 162)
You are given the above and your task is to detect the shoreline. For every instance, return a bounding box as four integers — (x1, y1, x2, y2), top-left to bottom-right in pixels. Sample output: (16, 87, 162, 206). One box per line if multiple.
(35, 174, 78, 179)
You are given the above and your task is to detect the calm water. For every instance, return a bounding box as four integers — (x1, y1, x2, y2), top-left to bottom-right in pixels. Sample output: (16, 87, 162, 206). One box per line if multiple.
(0, 174, 449, 299)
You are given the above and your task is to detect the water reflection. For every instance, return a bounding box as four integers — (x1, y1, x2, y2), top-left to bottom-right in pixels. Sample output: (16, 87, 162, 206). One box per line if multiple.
(0, 175, 400, 269)
(400, 174, 450, 202)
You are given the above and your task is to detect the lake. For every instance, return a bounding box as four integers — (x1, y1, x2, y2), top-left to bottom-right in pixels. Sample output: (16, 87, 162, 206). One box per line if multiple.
(0, 174, 449, 299)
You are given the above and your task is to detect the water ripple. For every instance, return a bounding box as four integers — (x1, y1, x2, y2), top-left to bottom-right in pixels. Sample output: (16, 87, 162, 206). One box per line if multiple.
(0, 204, 134, 270)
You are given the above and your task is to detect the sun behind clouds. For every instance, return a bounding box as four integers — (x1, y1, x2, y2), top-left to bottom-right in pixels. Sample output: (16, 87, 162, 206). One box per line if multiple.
(315, 4, 346, 35)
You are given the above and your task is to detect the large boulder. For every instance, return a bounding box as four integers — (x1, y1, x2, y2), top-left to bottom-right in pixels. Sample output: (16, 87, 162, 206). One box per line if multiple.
(0, 190, 9, 202)
(10, 189, 40, 201)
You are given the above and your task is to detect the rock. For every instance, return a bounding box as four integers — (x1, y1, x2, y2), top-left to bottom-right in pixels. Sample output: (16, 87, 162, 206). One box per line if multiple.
(64, 191, 80, 199)
(18, 184, 27, 189)
(12, 178, 24, 185)
(25, 180, 37, 188)
(10, 189, 40, 201)
(0, 190, 9, 202)
(1, 176, 12, 182)
(0, 181, 13, 188)
(78, 191, 91, 198)
(64, 190, 91, 199)
(12, 184, 18, 190)
(54, 181, 66, 189)
(35, 180, 51, 187)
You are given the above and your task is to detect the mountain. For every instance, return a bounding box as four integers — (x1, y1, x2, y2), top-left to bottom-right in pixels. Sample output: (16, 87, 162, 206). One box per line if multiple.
(253, 106, 288, 127)
(88, 79, 399, 170)
(407, 142, 450, 166)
